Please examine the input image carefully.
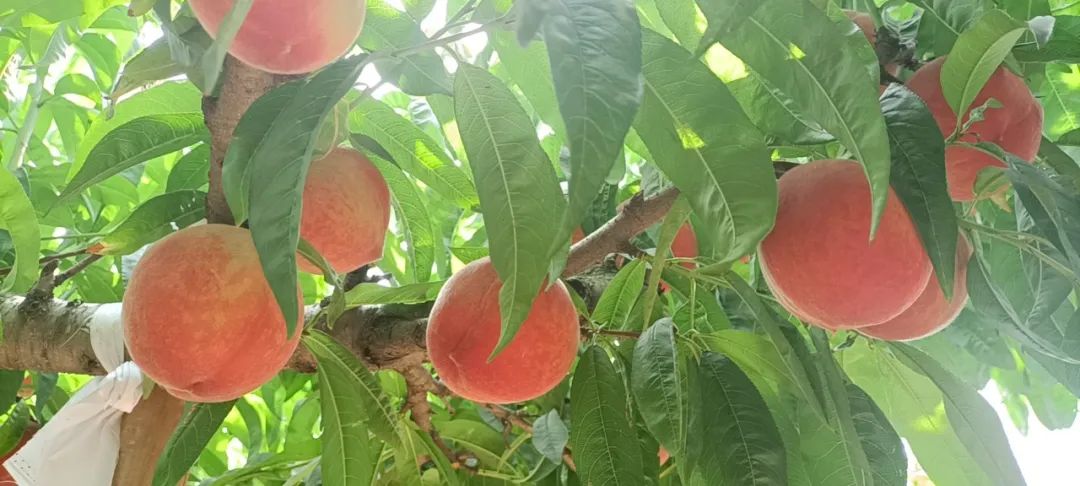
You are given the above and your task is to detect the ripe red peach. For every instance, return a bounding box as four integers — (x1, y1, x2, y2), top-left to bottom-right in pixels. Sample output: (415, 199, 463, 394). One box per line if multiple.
(759, 160, 932, 329)
(861, 236, 971, 341)
(906, 57, 1043, 201)
(426, 258, 579, 404)
(298, 148, 391, 274)
(123, 224, 303, 403)
(670, 224, 697, 265)
(189, 0, 367, 74)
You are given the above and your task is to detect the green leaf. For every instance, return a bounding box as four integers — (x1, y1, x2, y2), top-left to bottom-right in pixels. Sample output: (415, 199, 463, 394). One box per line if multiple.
(631, 319, 688, 461)
(1006, 157, 1080, 276)
(348, 98, 478, 208)
(166, 144, 210, 192)
(368, 155, 435, 282)
(685, 352, 786, 485)
(358, 0, 452, 95)
(89, 190, 205, 256)
(57, 113, 208, 205)
(1014, 15, 1080, 62)
(532, 410, 570, 464)
(657, 0, 704, 48)
(910, 0, 989, 55)
(541, 0, 642, 262)
(1038, 138, 1080, 192)
(74, 82, 203, 175)
(490, 30, 564, 137)
(453, 63, 565, 358)
(940, 9, 1028, 131)
(843, 341, 995, 486)
(591, 259, 646, 328)
(570, 346, 645, 485)
(225, 55, 366, 337)
(197, 0, 252, 95)
(847, 384, 907, 486)
(693, 0, 761, 55)
(1041, 63, 1080, 139)
(152, 400, 237, 486)
(722, 274, 825, 420)
(302, 331, 399, 445)
(635, 30, 776, 263)
(728, 74, 834, 146)
(344, 281, 445, 308)
(716, 0, 891, 232)
(880, 84, 958, 297)
(0, 168, 39, 292)
(891, 343, 1026, 486)
(309, 335, 378, 486)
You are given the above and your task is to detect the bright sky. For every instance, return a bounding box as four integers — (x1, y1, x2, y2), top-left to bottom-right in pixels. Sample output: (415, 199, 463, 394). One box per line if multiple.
(980, 383, 1080, 486)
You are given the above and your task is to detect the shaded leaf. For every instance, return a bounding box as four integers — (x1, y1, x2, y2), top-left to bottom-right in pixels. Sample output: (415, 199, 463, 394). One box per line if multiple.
(532, 410, 569, 464)
(592, 260, 646, 328)
(880, 84, 958, 296)
(631, 319, 688, 460)
(0, 169, 39, 293)
(152, 401, 237, 486)
(344, 281, 445, 308)
(570, 346, 645, 485)
(165, 144, 210, 192)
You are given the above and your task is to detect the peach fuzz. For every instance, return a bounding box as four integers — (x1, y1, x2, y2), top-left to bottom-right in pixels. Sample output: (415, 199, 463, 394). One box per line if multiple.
(426, 258, 580, 404)
(861, 236, 972, 341)
(906, 57, 1042, 201)
(299, 148, 391, 274)
(123, 224, 303, 403)
(189, 0, 367, 74)
(759, 160, 932, 330)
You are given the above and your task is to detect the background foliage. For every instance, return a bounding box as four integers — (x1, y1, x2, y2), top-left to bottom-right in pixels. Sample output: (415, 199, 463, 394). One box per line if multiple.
(2, 0, 1080, 484)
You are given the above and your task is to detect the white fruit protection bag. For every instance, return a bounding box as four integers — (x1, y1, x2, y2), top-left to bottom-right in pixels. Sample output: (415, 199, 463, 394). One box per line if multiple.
(4, 304, 144, 485)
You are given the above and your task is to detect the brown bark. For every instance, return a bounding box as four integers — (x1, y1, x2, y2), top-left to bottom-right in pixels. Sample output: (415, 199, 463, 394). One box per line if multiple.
(112, 387, 187, 486)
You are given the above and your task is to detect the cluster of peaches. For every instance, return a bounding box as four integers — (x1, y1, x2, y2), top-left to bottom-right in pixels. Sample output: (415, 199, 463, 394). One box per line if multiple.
(120, 3, 1040, 409)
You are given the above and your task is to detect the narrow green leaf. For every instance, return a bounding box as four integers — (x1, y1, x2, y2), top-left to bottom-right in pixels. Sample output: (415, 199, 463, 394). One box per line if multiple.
(910, 0, 988, 55)
(226, 55, 366, 337)
(166, 144, 210, 192)
(302, 331, 399, 445)
(716, 0, 891, 232)
(89, 190, 205, 256)
(723, 274, 825, 420)
(453, 64, 565, 358)
(111, 37, 184, 100)
(1042, 63, 1080, 139)
(349, 98, 478, 208)
(843, 341, 995, 486)
(308, 335, 378, 486)
(880, 84, 958, 297)
(344, 281, 445, 308)
(635, 30, 776, 263)
(891, 343, 1027, 486)
(1007, 157, 1080, 275)
(940, 10, 1028, 130)
(657, 0, 704, 48)
(0, 169, 39, 292)
(570, 346, 645, 485)
(631, 319, 688, 460)
(541, 0, 643, 262)
(198, 0, 253, 95)
(693, 0, 761, 55)
(57, 113, 208, 204)
(1038, 138, 1080, 191)
(591, 259, 646, 328)
(152, 401, 237, 486)
(368, 155, 435, 282)
(74, 82, 203, 176)
(847, 384, 908, 486)
(685, 352, 786, 485)
(728, 74, 834, 146)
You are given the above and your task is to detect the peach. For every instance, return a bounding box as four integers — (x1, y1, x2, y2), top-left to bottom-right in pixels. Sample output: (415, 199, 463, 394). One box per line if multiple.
(906, 57, 1043, 201)
(658, 447, 670, 465)
(299, 148, 391, 274)
(189, 0, 367, 74)
(571, 228, 586, 244)
(861, 236, 971, 341)
(426, 258, 579, 404)
(123, 225, 303, 403)
(670, 224, 697, 265)
(759, 160, 932, 329)
(0, 422, 38, 484)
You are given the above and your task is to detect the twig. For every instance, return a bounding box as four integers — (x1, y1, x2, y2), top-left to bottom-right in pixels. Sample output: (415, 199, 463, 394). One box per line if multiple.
(53, 254, 103, 287)
(563, 187, 681, 276)
(482, 405, 577, 472)
(0, 248, 87, 278)
(386, 14, 513, 59)
(580, 327, 642, 340)
(431, 0, 481, 39)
